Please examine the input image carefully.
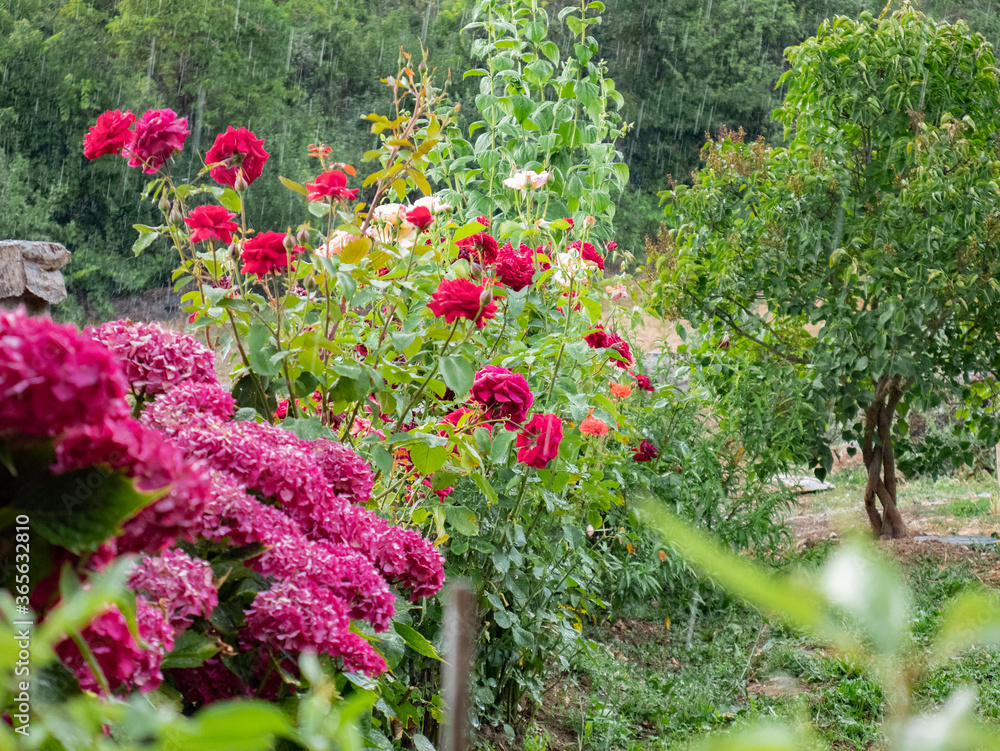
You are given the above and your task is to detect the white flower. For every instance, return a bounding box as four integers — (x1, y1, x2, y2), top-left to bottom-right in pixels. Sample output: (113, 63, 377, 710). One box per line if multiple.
(371, 202, 407, 225)
(584, 215, 597, 227)
(551, 250, 584, 286)
(503, 169, 552, 192)
(411, 195, 452, 214)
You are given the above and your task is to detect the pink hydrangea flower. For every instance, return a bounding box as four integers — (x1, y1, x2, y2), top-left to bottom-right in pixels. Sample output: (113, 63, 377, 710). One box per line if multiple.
(311, 437, 375, 505)
(0, 309, 129, 438)
(128, 549, 218, 632)
(244, 578, 387, 676)
(55, 597, 173, 696)
(53, 416, 215, 554)
(89, 320, 218, 397)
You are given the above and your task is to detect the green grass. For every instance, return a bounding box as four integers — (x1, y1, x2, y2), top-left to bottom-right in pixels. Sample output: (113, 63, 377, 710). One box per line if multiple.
(519, 469, 1000, 751)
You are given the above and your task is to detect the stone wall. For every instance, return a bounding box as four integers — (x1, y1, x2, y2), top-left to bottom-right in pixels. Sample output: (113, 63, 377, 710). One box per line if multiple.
(0, 241, 71, 313)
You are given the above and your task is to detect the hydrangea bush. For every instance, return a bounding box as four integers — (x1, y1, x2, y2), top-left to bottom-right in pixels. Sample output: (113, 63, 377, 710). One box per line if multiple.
(0, 310, 442, 705)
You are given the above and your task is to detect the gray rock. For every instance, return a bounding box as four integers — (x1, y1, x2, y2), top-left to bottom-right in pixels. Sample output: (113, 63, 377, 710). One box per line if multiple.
(0, 240, 71, 312)
(776, 473, 835, 494)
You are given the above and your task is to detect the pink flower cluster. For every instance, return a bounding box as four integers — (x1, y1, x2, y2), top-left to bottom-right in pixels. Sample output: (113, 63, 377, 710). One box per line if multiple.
(128, 549, 218, 632)
(144, 380, 444, 682)
(54, 598, 174, 696)
(0, 310, 128, 438)
(88, 320, 218, 396)
(1, 310, 441, 699)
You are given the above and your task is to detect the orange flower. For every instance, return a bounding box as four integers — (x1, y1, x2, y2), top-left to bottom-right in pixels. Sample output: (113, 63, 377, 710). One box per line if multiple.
(609, 381, 632, 398)
(580, 415, 609, 437)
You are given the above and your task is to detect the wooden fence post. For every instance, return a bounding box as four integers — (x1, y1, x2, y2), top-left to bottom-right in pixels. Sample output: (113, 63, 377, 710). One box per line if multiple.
(440, 581, 475, 751)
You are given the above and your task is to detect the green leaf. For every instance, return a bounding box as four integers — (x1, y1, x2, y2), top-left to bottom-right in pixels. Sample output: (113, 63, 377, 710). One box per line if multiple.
(232, 375, 276, 419)
(208, 186, 243, 213)
(246, 324, 283, 377)
(168, 701, 292, 751)
(280, 416, 331, 441)
(409, 443, 448, 475)
(392, 621, 441, 660)
(278, 175, 309, 197)
(472, 472, 499, 503)
(445, 505, 479, 535)
(16, 470, 155, 554)
(490, 430, 516, 463)
(132, 226, 159, 256)
(439, 355, 475, 399)
(161, 630, 221, 669)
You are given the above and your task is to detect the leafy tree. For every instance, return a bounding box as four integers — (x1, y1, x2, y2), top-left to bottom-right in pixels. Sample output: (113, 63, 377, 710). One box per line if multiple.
(657, 2, 1000, 538)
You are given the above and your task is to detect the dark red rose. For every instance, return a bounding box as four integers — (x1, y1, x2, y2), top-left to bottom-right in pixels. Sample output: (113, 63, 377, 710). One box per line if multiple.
(584, 324, 613, 349)
(456, 232, 500, 265)
(240, 231, 304, 277)
(470, 366, 534, 429)
(83, 109, 135, 159)
(427, 278, 498, 329)
(184, 205, 238, 244)
(606, 240, 618, 251)
(306, 170, 358, 201)
(206, 126, 269, 188)
(564, 218, 574, 227)
(494, 243, 536, 291)
(475, 215, 492, 228)
(605, 331, 634, 369)
(405, 206, 434, 231)
(633, 373, 654, 392)
(571, 240, 605, 270)
(632, 439, 659, 462)
(516, 414, 563, 468)
(127, 109, 189, 173)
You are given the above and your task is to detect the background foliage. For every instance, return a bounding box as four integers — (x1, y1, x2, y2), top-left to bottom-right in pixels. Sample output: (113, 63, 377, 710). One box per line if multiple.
(4, 0, 1000, 314)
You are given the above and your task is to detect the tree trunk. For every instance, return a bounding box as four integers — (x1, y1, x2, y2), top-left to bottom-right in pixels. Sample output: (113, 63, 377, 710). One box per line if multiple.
(861, 376, 907, 539)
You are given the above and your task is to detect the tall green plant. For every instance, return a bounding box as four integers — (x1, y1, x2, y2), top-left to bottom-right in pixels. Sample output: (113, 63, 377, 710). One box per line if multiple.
(658, 2, 1000, 538)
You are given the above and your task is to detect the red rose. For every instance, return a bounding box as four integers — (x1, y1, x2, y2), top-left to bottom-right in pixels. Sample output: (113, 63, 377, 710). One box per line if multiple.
(83, 109, 135, 160)
(584, 324, 612, 349)
(607, 240, 618, 251)
(470, 366, 534, 429)
(405, 206, 433, 231)
(571, 240, 605, 271)
(427, 279, 497, 329)
(605, 331, 634, 369)
(456, 232, 500, 265)
(205, 126, 269, 188)
(494, 243, 536, 291)
(632, 439, 659, 462)
(515, 414, 563, 468)
(633, 373, 654, 392)
(475, 215, 492, 228)
(240, 231, 304, 277)
(184, 205, 239, 244)
(127, 109, 189, 173)
(306, 170, 358, 201)
(564, 218, 574, 227)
